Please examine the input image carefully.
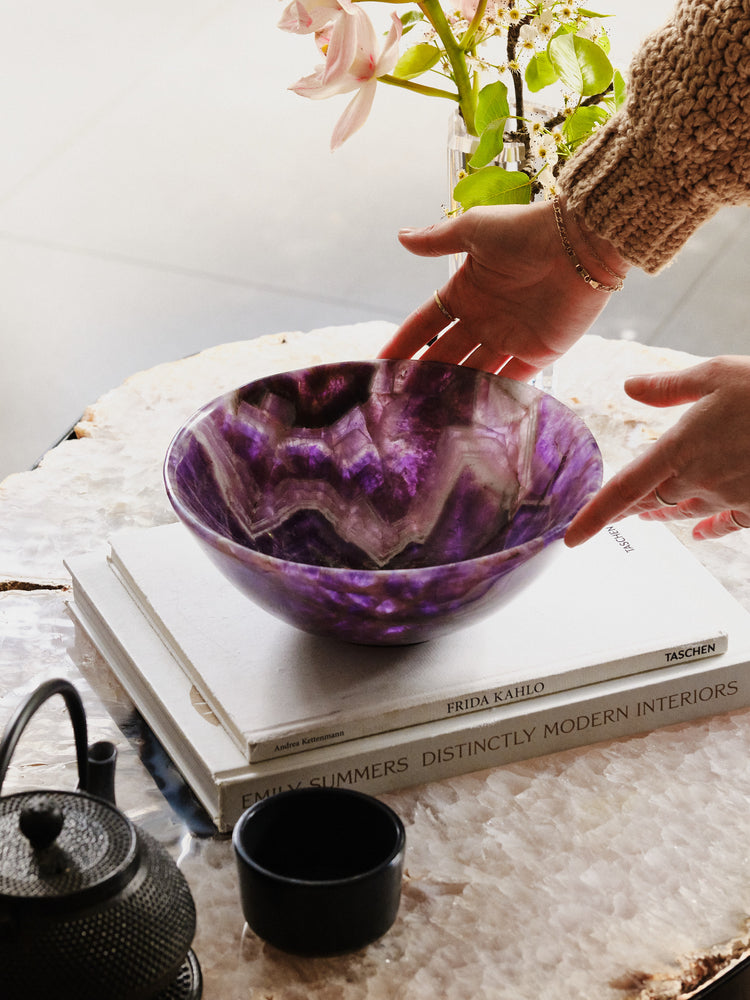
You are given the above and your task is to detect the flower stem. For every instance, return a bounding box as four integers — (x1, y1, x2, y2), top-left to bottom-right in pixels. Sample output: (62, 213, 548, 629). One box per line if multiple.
(418, 0, 477, 133)
(379, 74, 459, 102)
(543, 86, 614, 129)
(460, 0, 488, 51)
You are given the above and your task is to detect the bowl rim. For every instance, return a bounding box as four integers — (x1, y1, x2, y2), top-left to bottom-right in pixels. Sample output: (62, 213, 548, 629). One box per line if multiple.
(163, 359, 602, 575)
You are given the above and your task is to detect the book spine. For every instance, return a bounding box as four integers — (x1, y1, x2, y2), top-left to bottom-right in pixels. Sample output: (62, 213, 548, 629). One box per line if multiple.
(211, 656, 747, 830)
(248, 633, 729, 762)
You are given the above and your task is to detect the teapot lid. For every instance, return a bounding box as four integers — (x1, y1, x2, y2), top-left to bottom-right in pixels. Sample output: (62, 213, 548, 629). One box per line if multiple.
(0, 789, 138, 908)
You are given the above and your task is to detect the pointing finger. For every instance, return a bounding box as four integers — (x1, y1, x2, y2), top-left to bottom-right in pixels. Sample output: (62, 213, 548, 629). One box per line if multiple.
(565, 446, 680, 547)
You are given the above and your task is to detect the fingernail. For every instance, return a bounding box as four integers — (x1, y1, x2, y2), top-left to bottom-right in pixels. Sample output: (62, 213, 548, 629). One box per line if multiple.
(398, 227, 418, 237)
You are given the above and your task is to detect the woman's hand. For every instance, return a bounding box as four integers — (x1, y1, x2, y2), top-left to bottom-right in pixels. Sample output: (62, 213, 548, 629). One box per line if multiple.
(566, 357, 750, 546)
(378, 200, 628, 381)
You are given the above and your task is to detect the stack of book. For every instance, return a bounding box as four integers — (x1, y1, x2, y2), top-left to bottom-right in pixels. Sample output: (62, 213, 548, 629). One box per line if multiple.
(66, 517, 750, 832)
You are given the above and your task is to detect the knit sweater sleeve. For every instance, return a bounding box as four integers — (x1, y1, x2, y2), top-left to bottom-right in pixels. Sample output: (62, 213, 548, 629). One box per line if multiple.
(558, 0, 750, 273)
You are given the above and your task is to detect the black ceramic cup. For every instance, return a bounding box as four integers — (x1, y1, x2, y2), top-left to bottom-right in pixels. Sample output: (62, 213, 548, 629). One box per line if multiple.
(232, 787, 406, 955)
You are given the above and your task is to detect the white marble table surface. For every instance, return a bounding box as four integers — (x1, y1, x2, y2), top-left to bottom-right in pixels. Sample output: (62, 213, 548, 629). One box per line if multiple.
(3, 323, 750, 1000)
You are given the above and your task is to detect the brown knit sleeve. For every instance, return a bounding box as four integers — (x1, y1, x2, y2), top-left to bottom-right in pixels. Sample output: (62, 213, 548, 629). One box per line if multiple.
(559, 0, 750, 273)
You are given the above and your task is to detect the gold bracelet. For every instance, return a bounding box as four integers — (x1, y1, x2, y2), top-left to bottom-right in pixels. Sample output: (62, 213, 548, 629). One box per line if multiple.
(552, 196, 624, 293)
(574, 217, 625, 283)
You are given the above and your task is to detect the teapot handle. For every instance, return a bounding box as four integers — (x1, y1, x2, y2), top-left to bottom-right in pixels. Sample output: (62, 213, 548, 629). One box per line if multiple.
(0, 678, 89, 797)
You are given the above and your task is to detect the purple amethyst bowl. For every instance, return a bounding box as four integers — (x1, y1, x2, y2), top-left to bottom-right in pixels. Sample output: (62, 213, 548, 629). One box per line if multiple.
(164, 359, 602, 645)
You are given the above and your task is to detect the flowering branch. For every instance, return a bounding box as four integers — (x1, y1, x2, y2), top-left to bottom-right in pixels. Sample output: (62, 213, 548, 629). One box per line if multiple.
(279, 0, 626, 206)
(507, 17, 530, 126)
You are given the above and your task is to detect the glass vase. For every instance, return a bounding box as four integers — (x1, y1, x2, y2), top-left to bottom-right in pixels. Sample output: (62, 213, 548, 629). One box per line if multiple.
(446, 110, 556, 395)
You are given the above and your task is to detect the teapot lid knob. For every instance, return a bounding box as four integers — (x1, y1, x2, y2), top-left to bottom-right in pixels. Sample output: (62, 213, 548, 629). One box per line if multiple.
(19, 797, 64, 851)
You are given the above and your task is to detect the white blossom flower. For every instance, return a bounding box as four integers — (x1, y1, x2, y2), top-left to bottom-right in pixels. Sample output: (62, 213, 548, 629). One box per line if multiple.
(557, 3, 578, 23)
(533, 138, 559, 166)
(532, 10, 555, 39)
(576, 21, 598, 41)
(550, 126, 565, 148)
(465, 53, 486, 73)
(528, 115, 545, 138)
(538, 164, 558, 196)
(518, 24, 538, 51)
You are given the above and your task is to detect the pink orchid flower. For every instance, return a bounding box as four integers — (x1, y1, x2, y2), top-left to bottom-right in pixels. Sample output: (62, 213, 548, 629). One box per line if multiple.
(278, 0, 355, 35)
(289, 9, 403, 150)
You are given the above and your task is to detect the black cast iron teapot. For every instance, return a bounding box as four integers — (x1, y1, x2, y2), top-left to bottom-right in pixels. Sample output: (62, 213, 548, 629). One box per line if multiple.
(0, 678, 202, 1000)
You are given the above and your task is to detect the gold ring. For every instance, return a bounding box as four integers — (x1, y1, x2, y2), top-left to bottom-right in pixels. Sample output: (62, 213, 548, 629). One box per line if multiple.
(433, 289, 455, 323)
(729, 510, 748, 529)
(654, 487, 678, 508)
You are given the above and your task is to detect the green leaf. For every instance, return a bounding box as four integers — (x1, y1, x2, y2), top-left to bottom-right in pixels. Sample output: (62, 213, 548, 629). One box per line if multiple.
(613, 69, 627, 108)
(548, 33, 613, 96)
(577, 9, 613, 17)
(562, 104, 608, 146)
(475, 81, 510, 133)
(469, 123, 506, 169)
(453, 167, 532, 209)
(525, 51, 559, 92)
(400, 11, 424, 33)
(392, 43, 441, 80)
(466, 82, 510, 169)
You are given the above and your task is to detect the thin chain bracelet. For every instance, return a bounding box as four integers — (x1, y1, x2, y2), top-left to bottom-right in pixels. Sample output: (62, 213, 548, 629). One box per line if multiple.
(552, 196, 624, 293)
(573, 216, 625, 283)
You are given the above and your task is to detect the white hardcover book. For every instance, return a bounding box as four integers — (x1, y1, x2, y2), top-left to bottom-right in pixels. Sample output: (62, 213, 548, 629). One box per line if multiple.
(66, 537, 750, 833)
(100, 518, 728, 762)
